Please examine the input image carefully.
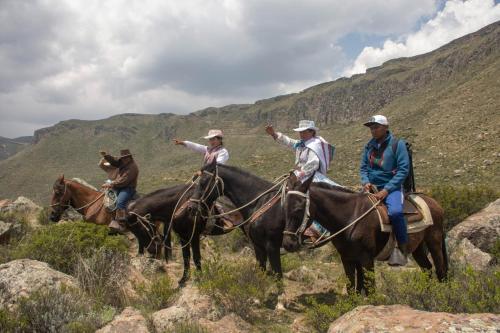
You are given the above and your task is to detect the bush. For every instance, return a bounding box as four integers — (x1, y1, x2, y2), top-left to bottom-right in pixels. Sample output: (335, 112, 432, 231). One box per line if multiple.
(429, 185, 498, 231)
(304, 265, 499, 332)
(74, 248, 130, 308)
(12, 222, 129, 274)
(134, 274, 177, 312)
(37, 207, 51, 225)
(0, 308, 19, 333)
(7, 286, 109, 333)
(196, 254, 275, 321)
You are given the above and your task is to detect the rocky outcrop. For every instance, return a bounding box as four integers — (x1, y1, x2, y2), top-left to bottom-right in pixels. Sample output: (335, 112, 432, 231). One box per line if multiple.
(0, 259, 78, 310)
(448, 198, 499, 270)
(0, 196, 41, 215)
(151, 284, 217, 332)
(96, 307, 149, 333)
(198, 313, 252, 333)
(328, 305, 500, 333)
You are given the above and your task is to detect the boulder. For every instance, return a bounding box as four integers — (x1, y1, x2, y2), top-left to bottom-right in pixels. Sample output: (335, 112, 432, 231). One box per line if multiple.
(0, 196, 41, 215)
(0, 259, 78, 310)
(449, 238, 494, 271)
(198, 313, 251, 333)
(448, 198, 500, 253)
(96, 307, 149, 333)
(151, 284, 217, 332)
(328, 305, 500, 333)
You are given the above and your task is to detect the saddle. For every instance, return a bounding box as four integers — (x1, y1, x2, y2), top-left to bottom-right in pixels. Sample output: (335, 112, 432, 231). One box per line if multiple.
(104, 189, 139, 213)
(371, 193, 433, 234)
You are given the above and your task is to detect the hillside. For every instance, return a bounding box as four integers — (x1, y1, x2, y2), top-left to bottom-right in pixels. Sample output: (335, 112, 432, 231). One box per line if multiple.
(0, 136, 32, 161)
(0, 21, 499, 203)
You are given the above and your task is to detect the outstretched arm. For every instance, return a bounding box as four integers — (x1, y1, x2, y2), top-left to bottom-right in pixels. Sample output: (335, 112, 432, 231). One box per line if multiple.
(265, 124, 298, 149)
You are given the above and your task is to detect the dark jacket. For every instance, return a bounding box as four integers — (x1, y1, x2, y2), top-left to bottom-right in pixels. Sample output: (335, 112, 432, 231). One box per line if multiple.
(360, 132, 409, 193)
(103, 154, 139, 189)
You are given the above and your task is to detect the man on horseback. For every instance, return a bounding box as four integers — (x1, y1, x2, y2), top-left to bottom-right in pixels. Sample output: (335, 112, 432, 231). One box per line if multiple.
(173, 129, 229, 165)
(100, 149, 139, 234)
(265, 120, 337, 239)
(360, 115, 410, 265)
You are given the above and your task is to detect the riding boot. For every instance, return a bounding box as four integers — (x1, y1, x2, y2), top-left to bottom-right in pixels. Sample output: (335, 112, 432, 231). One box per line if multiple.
(109, 209, 127, 235)
(388, 241, 408, 266)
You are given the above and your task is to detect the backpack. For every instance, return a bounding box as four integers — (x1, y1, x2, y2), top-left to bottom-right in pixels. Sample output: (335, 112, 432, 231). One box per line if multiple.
(392, 138, 416, 193)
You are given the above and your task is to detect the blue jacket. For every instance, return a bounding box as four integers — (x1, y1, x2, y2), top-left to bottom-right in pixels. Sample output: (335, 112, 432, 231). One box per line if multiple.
(360, 132, 409, 193)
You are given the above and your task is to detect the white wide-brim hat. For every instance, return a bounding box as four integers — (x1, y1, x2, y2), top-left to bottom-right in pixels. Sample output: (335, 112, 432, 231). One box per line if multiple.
(364, 115, 389, 127)
(203, 129, 224, 139)
(293, 120, 319, 132)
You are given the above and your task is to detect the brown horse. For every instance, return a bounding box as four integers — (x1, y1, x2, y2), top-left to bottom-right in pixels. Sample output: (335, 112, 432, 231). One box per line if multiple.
(282, 174, 448, 294)
(49, 174, 165, 256)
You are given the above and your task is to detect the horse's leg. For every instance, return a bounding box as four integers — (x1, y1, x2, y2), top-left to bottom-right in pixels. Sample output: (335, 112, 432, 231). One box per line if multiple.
(253, 243, 268, 272)
(340, 256, 356, 294)
(412, 242, 433, 276)
(266, 240, 283, 280)
(164, 229, 173, 262)
(358, 255, 375, 295)
(178, 238, 191, 287)
(426, 229, 447, 281)
(191, 234, 202, 272)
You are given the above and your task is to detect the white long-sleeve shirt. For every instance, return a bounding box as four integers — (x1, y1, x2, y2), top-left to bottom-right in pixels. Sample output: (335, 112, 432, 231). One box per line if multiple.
(183, 141, 229, 164)
(275, 133, 320, 182)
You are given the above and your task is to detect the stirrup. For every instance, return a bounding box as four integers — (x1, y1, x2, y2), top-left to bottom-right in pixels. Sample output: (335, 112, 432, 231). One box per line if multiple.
(388, 248, 407, 266)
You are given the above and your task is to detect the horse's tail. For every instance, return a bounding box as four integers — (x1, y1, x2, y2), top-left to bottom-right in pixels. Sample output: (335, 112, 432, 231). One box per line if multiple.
(441, 232, 449, 278)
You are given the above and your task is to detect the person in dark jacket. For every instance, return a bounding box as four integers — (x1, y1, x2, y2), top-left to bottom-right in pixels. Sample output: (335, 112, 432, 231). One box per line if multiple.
(100, 149, 139, 234)
(360, 115, 410, 266)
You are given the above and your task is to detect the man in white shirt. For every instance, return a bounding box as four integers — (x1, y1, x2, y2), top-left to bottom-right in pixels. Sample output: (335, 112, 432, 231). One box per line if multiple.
(173, 129, 229, 165)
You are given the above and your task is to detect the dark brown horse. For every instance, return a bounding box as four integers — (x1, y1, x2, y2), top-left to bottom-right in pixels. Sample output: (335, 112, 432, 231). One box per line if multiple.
(49, 174, 167, 256)
(187, 160, 289, 279)
(282, 174, 448, 294)
(125, 182, 232, 285)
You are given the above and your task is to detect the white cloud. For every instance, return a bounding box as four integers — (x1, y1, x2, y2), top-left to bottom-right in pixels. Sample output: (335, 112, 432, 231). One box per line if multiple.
(344, 0, 500, 76)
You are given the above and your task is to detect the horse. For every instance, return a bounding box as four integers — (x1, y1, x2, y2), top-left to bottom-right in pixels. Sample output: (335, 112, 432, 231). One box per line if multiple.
(49, 174, 166, 256)
(282, 174, 448, 294)
(187, 159, 289, 279)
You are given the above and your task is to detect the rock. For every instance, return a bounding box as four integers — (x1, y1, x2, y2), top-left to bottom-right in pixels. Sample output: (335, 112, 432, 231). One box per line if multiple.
(0, 199, 13, 209)
(284, 265, 315, 282)
(290, 314, 310, 333)
(198, 313, 251, 333)
(0, 220, 13, 244)
(151, 284, 217, 332)
(0, 259, 78, 310)
(449, 238, 493, 271)
(328, 305, 500, 333)
(130, 256, 165, 276)
(96, 307, 149, 333)
(447, 198, 500, 253)
(151, 306, 190, 332)
(0, 196, 41, 215)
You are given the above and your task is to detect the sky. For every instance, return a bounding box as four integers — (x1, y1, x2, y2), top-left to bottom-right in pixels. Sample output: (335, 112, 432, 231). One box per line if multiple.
(0, 0, 499, 138)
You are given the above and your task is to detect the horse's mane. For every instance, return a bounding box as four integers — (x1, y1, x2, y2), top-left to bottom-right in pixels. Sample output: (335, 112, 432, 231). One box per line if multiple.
(69, 178, 98, 191)
(141, 184, 187, 198)
(217, 164, 273, 189)
(311, 182, 357, 194)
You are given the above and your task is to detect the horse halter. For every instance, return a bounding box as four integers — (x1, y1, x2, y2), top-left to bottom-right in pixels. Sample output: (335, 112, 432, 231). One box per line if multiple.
(51, 182, 71, 209)
(282, 190, 311, 245)
(188, 168, 224, 216)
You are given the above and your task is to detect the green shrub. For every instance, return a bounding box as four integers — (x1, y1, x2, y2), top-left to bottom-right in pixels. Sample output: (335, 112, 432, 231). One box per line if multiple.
(281, 253, 302, 273)
(37, 207, 51, 225)
(304, 265, 499, 332)
(212, 228, 249, 253)
(196, 254, 275, 321)
(74, 248, 130, 308)
(134, 274, 177, 312)
(0, 308, 20, 333)
(429, 185, 498, 231)
(12, 222, 129, 274)
(12, 286, 108, 333)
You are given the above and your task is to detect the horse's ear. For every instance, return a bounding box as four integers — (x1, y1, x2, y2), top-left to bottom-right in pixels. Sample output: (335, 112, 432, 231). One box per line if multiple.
(58, 174, 65, 183)
(298, 172, 315, 193)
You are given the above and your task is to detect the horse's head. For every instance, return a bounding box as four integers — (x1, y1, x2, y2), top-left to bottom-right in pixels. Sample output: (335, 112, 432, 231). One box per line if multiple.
(50, 174, 71, 222)
(187, 159, 223, 218)
(125, 204, 162, 256)
(282, 172, 314, 252)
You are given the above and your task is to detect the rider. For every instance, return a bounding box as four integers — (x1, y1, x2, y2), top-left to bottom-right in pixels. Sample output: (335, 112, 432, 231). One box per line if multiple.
(360, 115, 410, 266)
(100, 149, 139, 234)
(265, 120, 338, 239)
(173, 129, 229, 165)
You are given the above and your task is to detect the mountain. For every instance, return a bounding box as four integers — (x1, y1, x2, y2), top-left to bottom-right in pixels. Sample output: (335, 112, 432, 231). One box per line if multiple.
(0, 21, 499, 203)
(0, 136, 32, 161)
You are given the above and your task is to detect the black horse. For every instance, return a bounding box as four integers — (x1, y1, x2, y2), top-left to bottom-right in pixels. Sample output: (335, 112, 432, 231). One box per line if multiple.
(125, 183, 230, 285)
(282, 174, 448, 294)
(187, 160, 289, 279)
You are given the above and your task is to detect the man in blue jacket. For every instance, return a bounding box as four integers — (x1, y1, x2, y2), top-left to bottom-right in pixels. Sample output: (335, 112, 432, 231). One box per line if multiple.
(360, 115, 410, 266)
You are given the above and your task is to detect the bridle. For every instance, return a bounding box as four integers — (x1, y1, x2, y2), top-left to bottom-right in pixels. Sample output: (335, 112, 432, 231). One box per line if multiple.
(282, 190, 311, 245)
(50, 181, 105, 215)
(188, 168, 225, 217)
